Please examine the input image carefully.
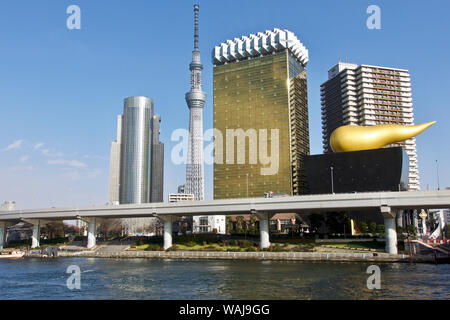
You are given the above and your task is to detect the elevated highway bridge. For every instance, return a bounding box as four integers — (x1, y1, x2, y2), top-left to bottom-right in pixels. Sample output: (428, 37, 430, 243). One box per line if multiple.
(1, 190, 449, 254)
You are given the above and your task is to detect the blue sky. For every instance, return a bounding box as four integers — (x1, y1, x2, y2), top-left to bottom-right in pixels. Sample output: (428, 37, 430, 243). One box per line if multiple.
(0, 0, 449, 209)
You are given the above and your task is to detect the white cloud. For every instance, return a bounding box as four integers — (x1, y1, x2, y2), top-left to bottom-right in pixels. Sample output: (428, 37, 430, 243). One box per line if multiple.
(19, 155, 29, 163)
(34, 143, 44, 149)
(48, 159, 87, 168)
(4, 140, 23, 151)
(41, 149, 64, 157)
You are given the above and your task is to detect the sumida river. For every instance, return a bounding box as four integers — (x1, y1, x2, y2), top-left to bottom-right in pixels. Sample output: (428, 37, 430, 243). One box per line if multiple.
(0, 258, 449, 299)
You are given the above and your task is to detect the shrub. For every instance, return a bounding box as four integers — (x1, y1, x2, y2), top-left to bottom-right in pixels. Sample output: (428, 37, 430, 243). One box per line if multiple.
(238, 240, 253, 248)
(144, 244, 161, 251)
(135, 240, 144, 246)
(184, 241, 197, 248)
(271, 244, 285, 252)
(292, 243, 315, 252)
(166, 245, 179, 252)
(245, 246, 257, 252)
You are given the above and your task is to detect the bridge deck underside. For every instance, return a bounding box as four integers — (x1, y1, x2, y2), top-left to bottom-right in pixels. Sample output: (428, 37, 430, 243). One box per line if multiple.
(0, 191, 449, 223)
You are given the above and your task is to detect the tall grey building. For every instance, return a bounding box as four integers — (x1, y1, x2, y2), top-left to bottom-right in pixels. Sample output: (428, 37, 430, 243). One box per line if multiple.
(120, 96, 155, 204)
(151, 115, 164, 203)
(320, 62, 419, 190)
(109, 96, 164, 235)
(109, 96, 164, 204)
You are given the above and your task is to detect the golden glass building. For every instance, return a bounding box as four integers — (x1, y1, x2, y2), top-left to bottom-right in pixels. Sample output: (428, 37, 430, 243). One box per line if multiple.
(212, 28, 310, 199)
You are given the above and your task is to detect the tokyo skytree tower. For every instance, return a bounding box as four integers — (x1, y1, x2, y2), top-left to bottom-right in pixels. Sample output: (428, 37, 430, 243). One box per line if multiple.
(185, 4, 206, 201)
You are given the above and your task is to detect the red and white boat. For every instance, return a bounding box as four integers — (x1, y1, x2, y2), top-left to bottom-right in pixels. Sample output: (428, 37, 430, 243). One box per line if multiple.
(0, 250, 25, 259)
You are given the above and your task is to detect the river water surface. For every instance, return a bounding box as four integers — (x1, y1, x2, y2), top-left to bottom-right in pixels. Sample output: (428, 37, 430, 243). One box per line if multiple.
(0, 258, 448, 300)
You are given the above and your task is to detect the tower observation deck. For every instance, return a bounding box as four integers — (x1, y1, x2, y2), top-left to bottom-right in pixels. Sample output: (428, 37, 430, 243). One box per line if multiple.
(185, 4, 206, 201)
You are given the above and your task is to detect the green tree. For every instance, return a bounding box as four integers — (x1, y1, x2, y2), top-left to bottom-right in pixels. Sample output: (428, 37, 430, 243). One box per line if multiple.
(98, 219, 123, 240)
(377, 224, 385, 234)
(308, 213, 325, 233)
(226, 216, 233, 234)
(407, 225, 417, 239)
(324, 212, 349, 234)
(236, 216, 245, 233)
(249, 214, 257, 234)
(359, 222, 369, 234)
(41, 221, 65, 239)
(369, 222, 377, 234)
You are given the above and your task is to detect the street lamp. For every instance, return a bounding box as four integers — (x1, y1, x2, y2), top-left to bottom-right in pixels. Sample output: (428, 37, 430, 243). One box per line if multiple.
(330, 166, 335, 194)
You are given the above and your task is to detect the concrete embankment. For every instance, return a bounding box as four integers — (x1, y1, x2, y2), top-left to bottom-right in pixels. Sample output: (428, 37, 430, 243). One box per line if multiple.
(56, 250, 412, 262)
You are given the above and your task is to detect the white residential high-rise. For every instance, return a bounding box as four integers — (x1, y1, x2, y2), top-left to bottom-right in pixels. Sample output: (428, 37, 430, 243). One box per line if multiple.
(168, 193, 195, 202)
(320, 62, 419, 190)
(0, 201, 15, 211)
(185, 4, 205, 201)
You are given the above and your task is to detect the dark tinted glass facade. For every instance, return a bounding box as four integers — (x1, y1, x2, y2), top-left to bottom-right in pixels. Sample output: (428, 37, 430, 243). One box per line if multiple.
(304, 147, 409, 194)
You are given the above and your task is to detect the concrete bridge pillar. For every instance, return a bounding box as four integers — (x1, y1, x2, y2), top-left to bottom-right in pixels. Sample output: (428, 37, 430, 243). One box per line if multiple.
(381, 206, 398, 254)
(255, 212, 273, 249)
(87, 221, 97, 249)
(157, 216, 176, 250)
(79, 218, 98, 249)
(396, 210, 403, 229)
(0, 222, 5, 250)
(422, 216, 427, 235)
(31, 225, 40, 249)
(163, 220, 172, 250)
(24, 219, 53, 249)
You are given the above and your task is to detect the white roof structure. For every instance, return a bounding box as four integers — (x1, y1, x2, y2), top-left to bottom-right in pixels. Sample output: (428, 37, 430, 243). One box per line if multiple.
(212, 28, 309, 66)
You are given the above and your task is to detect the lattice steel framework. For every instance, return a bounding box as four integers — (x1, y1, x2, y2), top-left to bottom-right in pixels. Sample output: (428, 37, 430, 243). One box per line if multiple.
(185, 4, 206, 200)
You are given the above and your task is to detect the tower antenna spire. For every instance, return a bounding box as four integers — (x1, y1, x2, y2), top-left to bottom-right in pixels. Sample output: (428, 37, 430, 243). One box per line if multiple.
(185, 3, 206, 201)
(194, 4, 199, 51)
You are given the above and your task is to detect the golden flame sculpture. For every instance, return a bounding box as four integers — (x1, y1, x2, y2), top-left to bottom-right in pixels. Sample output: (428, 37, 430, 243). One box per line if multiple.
(330, 122, 436, 153)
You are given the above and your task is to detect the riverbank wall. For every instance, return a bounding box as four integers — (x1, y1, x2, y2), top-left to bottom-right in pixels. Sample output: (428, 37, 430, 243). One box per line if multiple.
(50, 250, 415, 262)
